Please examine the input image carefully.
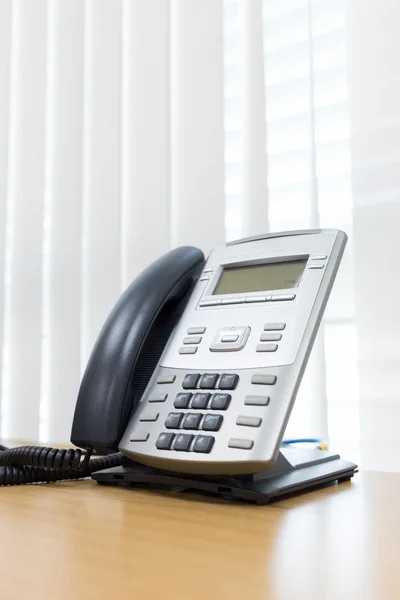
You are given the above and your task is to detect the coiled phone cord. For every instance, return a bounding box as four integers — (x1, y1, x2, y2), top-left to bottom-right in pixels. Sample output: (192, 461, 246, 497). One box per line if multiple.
(0, 446, 123, 486)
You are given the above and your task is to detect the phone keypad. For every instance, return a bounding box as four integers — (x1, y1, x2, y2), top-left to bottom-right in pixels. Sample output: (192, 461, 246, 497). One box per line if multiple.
(156, 432, 215, 453)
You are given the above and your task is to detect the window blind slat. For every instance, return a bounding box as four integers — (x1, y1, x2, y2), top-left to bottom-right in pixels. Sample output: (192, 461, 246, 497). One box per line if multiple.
(121, 0, 171, 288)
(81, 0, 122, 368)
(170, 0, 225, 253)
(42, 0, 84, 443)
(2, 0, 47, 440)
(0, 1, 12, 435)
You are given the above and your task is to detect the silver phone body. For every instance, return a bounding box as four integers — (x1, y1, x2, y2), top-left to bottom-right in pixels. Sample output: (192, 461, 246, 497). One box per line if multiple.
(119, 229, 347, 475)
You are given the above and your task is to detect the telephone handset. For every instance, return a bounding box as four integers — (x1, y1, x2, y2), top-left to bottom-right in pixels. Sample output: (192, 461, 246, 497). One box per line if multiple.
(0, 230, 357, 500)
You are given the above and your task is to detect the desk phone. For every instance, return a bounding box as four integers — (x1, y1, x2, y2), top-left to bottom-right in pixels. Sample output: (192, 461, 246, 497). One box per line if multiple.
(1, 229, 357, 502)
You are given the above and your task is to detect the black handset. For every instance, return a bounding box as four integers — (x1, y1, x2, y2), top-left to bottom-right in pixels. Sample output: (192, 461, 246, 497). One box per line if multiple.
(0, 246, 204, 486)
(71, 246, 205, 453)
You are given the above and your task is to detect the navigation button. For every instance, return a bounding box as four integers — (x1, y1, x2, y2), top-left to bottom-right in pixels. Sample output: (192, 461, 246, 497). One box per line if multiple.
(183, 336, 202, 345)
(236, 415, 262, 427)
(251, 374, 277, 385)
(264, 323, 286, 331)
(244, 395, 270, 406)
(179, 346, 198, 354)
(270, 294, 295, 302)
(157, 375, 176, 384)
(221, 334, 239, 343)
(256, 343, 278, 352)
(187, 327, 206, 335)
(228, 438, 254, 450)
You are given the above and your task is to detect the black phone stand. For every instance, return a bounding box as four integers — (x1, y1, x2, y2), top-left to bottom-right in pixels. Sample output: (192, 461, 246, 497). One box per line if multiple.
(92, 447, 358, 504)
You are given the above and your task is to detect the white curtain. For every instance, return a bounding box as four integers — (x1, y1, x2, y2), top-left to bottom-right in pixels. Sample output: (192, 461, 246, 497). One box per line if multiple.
(0, 1, 398, 465)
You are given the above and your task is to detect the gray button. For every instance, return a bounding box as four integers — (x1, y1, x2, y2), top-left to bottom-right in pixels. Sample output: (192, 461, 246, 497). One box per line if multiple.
(187, 327, 206, 335)
(156, 375, 176, 384)
(210, 326, 251, 352)
(200, 299, 221, 307)
(244, 395, 270, 406)
(183, 336, 202, 345)
(199, 276, 209, 281)
(179, 346, 198, 354)
(251, 374, 277, 385)
(270, 294, 295, 301)
(228, 438, 254, 450)
(203, 268, 213, 273)
(260, 332, 282, 342)
(236, 415, 262, 427)
(245, 296, 267, 303)
(256, 343, 278, 352)
(264, 323, 286, 331)
(140, 411, 159, 422)
(312, 255, 327, 260)
(308, 264, 324, 269)
(221, 334, 239, 343)
(130, 433, 149, 442)
(148, 393, 168, 402)
(221, 297, 245, 305)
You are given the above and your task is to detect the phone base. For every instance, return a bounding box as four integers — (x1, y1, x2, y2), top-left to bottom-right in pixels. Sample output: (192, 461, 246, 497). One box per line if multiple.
(92, 447, 358, 504)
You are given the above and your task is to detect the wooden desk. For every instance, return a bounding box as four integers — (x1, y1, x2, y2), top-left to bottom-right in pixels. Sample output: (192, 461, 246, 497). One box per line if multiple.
(1, 472, 400, 600)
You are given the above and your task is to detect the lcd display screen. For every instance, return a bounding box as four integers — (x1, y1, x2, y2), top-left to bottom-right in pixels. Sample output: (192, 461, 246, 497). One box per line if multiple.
(213, 259, 307, 295)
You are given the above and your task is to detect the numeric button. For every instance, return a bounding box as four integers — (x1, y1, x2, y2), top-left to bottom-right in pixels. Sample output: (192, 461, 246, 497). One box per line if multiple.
(193, 435, 215, 453)
(182, 373, 200, 389)
(173, 434, 194, 452)
(219, 373, 239, 390)
(202, 414, 223, 431)
(165, 412, 183, 429)
(174, 393, 192, 409)
(210, 393, 231, 410)
(199, 373, 219, 389)
(156, 432, 175, 450)
(191, 393, 211, 409)
(182, 413, 203, 430)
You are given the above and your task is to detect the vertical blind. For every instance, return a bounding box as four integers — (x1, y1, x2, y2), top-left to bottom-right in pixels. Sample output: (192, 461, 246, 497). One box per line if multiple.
(0, 0, 397, 456)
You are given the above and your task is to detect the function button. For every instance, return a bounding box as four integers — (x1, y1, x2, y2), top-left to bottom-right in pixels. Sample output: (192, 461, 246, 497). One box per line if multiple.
(182, 373, 201, 389)
(312, 255, 327, 260)
(193, 435, 215, 453)
(199, 276, 209, 281)
(183, 336, 202, 345)
(270, 294, 296, 302)
(264, 323, 286, 331)
(187, 327, 206, 334)
(173, 433, 194, 452)
(202, 414, 223, 432)
(179, 346, 198, 354)
(210, 393, 231, 410)
(203, 268, 213, 274)
(165, 412, 184, 429)
(219, 373, 239, 390)
(130, 433, 149, 442)
(251, 374, 277, 385)
(174, 393, 192, 409)
(199, 373, 219, 389)
(236, 415, 262, 427)
(260, 332, 282, 342)
(256, 343, 278, 352)
(221, 334, 239, 343)
(191, 392, 211, 409)
(221, 297, 245, 305)
(308, 264, 324, 269)
(140, 411, 159, 422)
(245, 296, 267, 303)
(228, 438, 254, 450)
(156, 432, 175, 450)
(148, 393, 168, 403)
(156, 375, 176, 384)
(182, 413, 202, 430)
(244, 395, 270, 406)
(199, 299, 221, 307)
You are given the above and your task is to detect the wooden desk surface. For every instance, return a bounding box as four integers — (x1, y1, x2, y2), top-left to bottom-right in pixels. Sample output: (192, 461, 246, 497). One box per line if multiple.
(1, 471, 400, 600)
